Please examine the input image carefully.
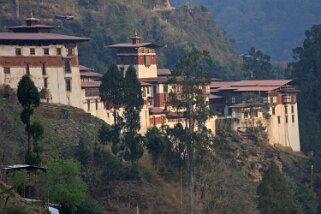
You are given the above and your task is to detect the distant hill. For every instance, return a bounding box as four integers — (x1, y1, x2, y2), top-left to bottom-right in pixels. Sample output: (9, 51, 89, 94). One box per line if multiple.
(171, 0, 321, 61)
(0, 0, 240, 79)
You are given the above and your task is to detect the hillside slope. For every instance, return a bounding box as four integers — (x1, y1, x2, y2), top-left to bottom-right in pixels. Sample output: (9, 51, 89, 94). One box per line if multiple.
(0, 0, 240, 79)
(171, 0, 321, 61)
(1, 87, 319, 213)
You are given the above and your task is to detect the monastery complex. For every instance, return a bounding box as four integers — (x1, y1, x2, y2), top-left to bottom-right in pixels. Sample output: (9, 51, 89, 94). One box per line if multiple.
(0, 17, 301, 152)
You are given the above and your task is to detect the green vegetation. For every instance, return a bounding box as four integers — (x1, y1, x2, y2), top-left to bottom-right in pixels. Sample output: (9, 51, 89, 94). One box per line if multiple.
(0, 0, 239, 79)
(242, 47, 274, 80)
(287, 24, 321, 155)
(17, 75, 43, 164)
(46, 160, 87, 214)
(123, 66, 144, 165)
(257, 162, 301, 214)
(172, 0, 321, 61)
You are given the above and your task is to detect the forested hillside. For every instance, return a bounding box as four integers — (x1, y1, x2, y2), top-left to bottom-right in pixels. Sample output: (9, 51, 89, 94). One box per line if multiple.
(171, 0, 321, 61)
(0, 0, 239, 79)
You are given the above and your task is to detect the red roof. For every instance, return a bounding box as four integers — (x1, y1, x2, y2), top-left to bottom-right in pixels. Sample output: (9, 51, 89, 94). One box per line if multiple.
(140, 76, 169, 84)
(140, 81, 151, 86)
(80, 71, 102, 78)
(81, 81, 101, 88)
(210, 80, 293, 92)
(79, 65, 93, 72)
(149, 107, 165, 114)
(157, 69, 171, 76)
(0, 33, 89, 42)
(106, 42, 162, 48)
(9, 25, 55, 30)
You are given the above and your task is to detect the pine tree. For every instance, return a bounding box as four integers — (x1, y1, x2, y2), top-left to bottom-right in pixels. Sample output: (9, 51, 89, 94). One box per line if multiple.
(169, 46, 213, 213)
(17, 75, 41, 164)
(257, 162, 302, 214)
(123, 65, 144, 165)
(99, 64, 124, 127)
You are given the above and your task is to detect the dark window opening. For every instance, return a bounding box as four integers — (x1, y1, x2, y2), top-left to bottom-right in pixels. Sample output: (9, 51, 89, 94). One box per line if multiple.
(44, 78, 48, 89)
(65, 79, 71, 91)
(87, 100, 90, 111)
(292, 115, 295, 123)
(291, 105, 294, 113)
(42, 63, 46, 75)
(144, 55, 151, 66)
(26, 64, 30, 75)
(95, 100, 98, 110)
(285, 106, 288, 114)
(67, 47, 73, 56)
(44, 48, 49, 55)
(272, 107, 275, 115)
(57, 48, 62, 55)
(30, 48, 35, 55)
(278, 116, 281, 124)
(15, 48, 21, 56)
(285, 116, 288, 123)
(64, 60, 71, 73)
(4, 67, 10, 74)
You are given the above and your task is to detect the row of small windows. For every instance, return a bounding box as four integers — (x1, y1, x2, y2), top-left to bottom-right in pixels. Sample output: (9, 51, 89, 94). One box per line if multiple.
(271, 105, 295, 115)
(87, 99, 99, 111)
(15, 47, 73, 56)
(3, 60, 71, 75)
(277, 115, 295, 124)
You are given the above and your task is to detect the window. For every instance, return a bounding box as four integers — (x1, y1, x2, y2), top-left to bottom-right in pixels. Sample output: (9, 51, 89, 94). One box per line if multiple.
(283, 95, 291, 103)
(291, 96, 296, 103)
(272, 107, 275, 115)
(26, 64, 30, 75)
(95, 100, 99, 110)
(244, 112, 249, 119)
(67, 47, 73, 56)
(263, 97, 268, 103)
(15, 48, 21, 56)
(285, 116, 288, 123)
(87, 100, 90, 111)
(144, 55, 151, 66)
(164, 84, 168, 93)
(44, 48, 49, 55)
(285, 106, 288, 114)
(278, 116, 281, 124)
(147, 87, 150, 94)
(30, 48, 35, 55)
(107, 113, 110, 118)
(273, 96, 277, 103)
(231, 97, 236, 104)
(64, 59, 71, 73)
(292, 115, 295, 123)
(57, 48, 62, 55)
(291, 105, 294, 114)
(143, 87, 146, 97)
(4, 67, 10, 74)
(65, 79, 71, 91)
(42, 63, 46, 75)
(44, 78, 48, 89)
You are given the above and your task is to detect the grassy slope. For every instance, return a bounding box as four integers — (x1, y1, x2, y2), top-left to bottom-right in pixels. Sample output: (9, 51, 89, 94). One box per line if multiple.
(0, 0, 240, 79)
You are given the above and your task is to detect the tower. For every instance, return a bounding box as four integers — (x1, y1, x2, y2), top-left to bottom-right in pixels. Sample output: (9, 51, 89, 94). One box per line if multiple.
(107, 33, 162, 78)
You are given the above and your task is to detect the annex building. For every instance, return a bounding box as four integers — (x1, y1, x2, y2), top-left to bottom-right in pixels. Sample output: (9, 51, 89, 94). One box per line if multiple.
(0, 17, 300, 151)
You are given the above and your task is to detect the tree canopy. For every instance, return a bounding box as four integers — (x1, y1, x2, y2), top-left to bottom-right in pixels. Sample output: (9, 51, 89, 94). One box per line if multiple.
(257, 162, 301, 214)
(242, 47, 274, 80)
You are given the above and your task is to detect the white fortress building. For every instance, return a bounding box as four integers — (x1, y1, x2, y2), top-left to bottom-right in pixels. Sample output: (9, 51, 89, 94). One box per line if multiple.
(0, 17, 300, 151)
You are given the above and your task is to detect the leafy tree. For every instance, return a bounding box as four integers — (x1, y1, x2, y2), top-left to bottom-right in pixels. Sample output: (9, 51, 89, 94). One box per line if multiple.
(99, 64, 124, 127)
(287, 24, 321, 154)
(123, 65, 144, 165)
(77, 138, 91, 166)
(242, 47, 274, 80)
(169, 47, 213, 213)
(30, 121, 44, 165)
(98, 124, 112, 145)
(257, 162, 302, 214)
(17, 75, 41, 164)
(46, 160, 87, 214)
(144, 127, 169, 169)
